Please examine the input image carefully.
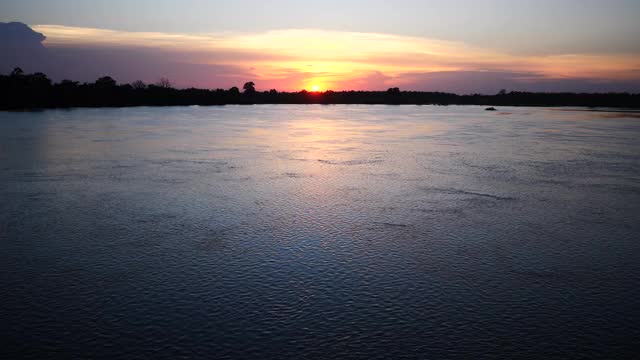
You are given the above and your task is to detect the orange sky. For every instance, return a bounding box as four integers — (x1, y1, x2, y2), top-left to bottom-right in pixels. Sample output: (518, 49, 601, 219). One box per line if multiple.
(32, 24, 640, 92)
(2, 25, 640, 92)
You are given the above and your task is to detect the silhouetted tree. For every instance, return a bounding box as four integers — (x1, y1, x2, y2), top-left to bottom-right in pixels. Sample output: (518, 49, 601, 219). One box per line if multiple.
(156, 78, 172, 88)
(10, 67, 24, 77)
(95, 76, 117, 88)
(228, 86, 240, 95)
(243, 81, 256, 94)
(131, 80, 146, 89)
(58, 79, 79, 88)
(30, 72, 51, 86)
(387, 87, 401, 95)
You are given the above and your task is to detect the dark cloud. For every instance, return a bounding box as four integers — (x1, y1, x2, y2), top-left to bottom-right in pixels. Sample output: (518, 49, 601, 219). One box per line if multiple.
(0, 22, 48, 73)
(0, 21, 45, 48)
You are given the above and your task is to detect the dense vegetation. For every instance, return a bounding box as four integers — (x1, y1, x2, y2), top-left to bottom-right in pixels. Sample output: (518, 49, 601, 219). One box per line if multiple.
(1, 68, 639, 109)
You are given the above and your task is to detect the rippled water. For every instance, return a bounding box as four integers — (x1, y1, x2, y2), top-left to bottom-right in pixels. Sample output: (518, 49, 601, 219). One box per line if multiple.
(1, 105, 639, 359)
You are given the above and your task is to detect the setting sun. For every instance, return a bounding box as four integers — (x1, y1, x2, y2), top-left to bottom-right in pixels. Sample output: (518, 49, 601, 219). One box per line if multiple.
(312, 85, 320, 92)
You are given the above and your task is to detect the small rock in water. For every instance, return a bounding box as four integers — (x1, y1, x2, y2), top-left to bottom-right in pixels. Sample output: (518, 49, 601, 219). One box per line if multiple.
(485, 107, 497, 111)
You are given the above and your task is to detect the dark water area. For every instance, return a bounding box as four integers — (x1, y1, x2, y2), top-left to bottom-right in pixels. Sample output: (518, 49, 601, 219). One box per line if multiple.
(1, 105, 639, 359)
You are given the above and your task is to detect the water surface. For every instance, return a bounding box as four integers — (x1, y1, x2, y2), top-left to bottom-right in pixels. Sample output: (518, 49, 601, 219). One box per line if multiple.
(1, 105, 639, 359)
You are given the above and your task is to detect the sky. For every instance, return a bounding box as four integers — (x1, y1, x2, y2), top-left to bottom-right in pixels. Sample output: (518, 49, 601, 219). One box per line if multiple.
(1, 0, 640, 93)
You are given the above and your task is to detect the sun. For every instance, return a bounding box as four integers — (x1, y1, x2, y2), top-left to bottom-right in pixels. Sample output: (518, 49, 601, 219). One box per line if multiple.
(311, 85, 320, 92)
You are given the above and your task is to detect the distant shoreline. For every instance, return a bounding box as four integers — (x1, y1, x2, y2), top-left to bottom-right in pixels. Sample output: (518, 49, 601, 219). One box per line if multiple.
(2, 70, 639, 110)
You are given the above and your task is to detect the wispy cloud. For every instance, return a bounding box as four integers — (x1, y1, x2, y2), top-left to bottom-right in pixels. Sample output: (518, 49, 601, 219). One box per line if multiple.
(16, 24, 640, 92)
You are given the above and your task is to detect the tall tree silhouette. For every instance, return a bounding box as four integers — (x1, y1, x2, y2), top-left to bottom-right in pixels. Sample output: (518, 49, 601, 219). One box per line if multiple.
(156, 78, 172, 88)
(243, 82, 256, 94)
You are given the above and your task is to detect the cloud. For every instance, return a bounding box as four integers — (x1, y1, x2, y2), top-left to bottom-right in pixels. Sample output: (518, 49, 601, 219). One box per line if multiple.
(346, 71, 394, 90)
(0, 22, 48, 73)
(1, 23, 639, 93)
(0, 21, 45, 47)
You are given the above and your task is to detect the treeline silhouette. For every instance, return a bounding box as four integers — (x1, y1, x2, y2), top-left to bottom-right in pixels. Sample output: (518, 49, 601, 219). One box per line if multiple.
(1, 68, 639, 109)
